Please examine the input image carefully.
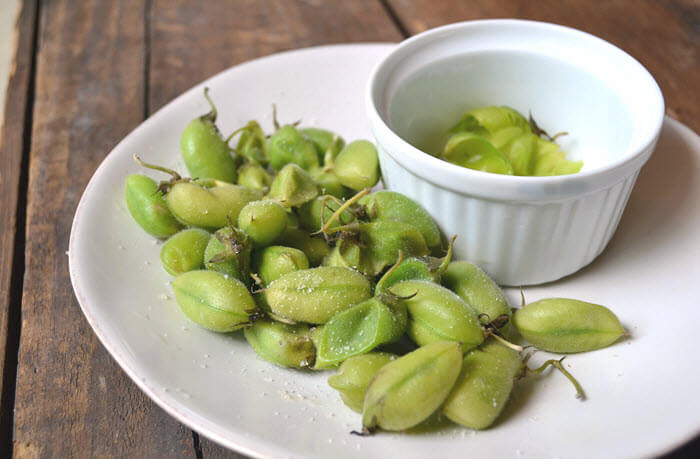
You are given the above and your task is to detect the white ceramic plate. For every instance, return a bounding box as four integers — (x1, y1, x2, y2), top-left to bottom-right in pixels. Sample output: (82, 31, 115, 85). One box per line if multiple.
(69, 44, 700, 459)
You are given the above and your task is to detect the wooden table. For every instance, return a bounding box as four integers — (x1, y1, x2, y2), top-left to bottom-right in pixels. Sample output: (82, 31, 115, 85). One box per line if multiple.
(0, 1, 697, 457)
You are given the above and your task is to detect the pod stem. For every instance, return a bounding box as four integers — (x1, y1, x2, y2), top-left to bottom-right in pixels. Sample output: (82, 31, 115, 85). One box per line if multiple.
(314, 188, 371, 235)
(528, 357, 586, 401)
(322, 135, 340, 170)
(133, 154, 181, 180)
(486, 331, 524, 352)
(202, 87, 218, 122)
(437, 235, 457, 274)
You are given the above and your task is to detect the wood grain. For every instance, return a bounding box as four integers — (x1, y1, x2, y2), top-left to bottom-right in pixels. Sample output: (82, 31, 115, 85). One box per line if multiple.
(148, 1, 401, 455)
(0, 0, 36, 450)
(387, 0, 700, 133)
(12, 2, 194, 457)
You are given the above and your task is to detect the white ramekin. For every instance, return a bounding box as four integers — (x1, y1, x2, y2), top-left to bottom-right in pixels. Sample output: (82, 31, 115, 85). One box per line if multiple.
(366, 20, 664, 286)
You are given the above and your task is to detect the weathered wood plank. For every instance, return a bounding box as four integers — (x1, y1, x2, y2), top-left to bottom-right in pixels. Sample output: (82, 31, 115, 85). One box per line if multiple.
(149, 0, 401, 455)
(0, 0, 36, 451)
(12, 1, 194, 457)
(387, 0, 699, 132)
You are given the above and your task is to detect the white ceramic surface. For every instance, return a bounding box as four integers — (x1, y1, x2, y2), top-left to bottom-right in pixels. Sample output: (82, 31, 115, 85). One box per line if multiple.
(366, 20, 665, 285)
(69, 44, 700, 459)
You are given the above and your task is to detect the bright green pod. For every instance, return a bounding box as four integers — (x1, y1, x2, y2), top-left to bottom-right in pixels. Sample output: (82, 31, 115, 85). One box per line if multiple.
(297, 196, 353, 233)
(358, 190, 442, 251)
(375, 258, 436, 294)
(362, 341, 463, 432)
(166, 180, 263, 230)
(233, 120, 268, 165)
(275, 227, 331, 266)
(442, 261, 511, 328)
(532, 137, 583, 176)
(263, 267, 372, 324)
(300, 127, 345, 165)
(391, 280, 484, 351)
(171, 270, 257, 332)
(266, 164, 319, 208)
(243, 320, 315, 368)
(252, 245, 309, 286)
(125, 174, 183, 238)
(180, 90, 238, 183)
(160, 228, 211, 276)
(333, 140, 380, 191)
(334, 220, 429, 277)
(513, 298, 624, 353)
(310, 169, 348, 199)
(314, 298, 407, 369)
(268, 124, 319, 171)
(237, 200, 288, 247)
(237, 162, 272, 191)
(442, 339, 522, 430)
(327, 352, 396, 413)
(442, 132, 514, 175)
(203, 226, 251, 281)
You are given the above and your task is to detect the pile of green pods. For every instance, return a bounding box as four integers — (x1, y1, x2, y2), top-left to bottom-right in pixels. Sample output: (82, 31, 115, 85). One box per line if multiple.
(124, 89, 626, 436)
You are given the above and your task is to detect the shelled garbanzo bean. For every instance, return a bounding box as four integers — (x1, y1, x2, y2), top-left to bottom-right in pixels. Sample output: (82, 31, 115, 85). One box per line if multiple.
(125, 88, 626, 435)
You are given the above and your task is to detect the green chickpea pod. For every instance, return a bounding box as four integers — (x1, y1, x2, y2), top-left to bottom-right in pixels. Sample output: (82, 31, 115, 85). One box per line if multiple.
(125, 174, 183, 238)
(180, 88, 238, 183)
(160, 228, 211, 276)
(237, 200, 288, 247)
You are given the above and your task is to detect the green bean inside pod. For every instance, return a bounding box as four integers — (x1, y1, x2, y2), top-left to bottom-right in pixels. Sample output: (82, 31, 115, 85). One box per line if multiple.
(263, 266, 372, 324)
(327, 352, 396, 413)
(180, 88, 238, 183)
(244, 320, 315, 368)
(125, 174, 183, 238)
(389, 280, 484, 351)
(361, 341, 463, 433)
(171, 270, 259, 332)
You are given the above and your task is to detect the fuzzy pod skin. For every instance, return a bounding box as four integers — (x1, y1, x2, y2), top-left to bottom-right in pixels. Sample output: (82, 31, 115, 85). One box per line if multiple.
(263, 267, 372, 324)
(253, 245, 309, 286)
(244, 320, 315, 368)
(237, 200, 288, 247)
(268, 125, 319, 171)
(391, 280, 484, 351)
(442, 261, 511, 328)
(275, 227, 331, 266)
(180, 115, 238, 183)
(203, 226, 251, 281)
(160, 228, 211, 276)
(166, 180, 263, 230)
(334, 221, 429, 277)
(333, 140, 380, 191)
(237, 162, 272, 191)
(513, 298, 624, 353)
(358, 191, 442, 251)
(300, 127, 345, 165)
(171, 270, 257, 332)
(442, 339, 522, 430)
(266, 163, 319, 208)
(125, 174, 183, 238)
(327, 352, 396, 413)
(314, 298, 407, 369)
(362, 341, 463, 432)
